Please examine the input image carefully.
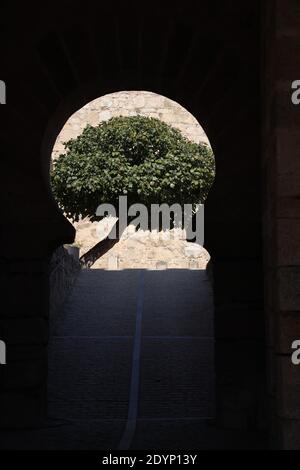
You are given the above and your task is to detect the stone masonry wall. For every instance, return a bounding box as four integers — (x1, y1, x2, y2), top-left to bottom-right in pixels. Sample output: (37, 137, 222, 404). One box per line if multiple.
(49, 247, 81, 323)
(263, 0, 300, 449)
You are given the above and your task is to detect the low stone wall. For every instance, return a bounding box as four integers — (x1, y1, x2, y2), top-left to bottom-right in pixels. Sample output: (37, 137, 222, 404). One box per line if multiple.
(49, 247, 81, 322)
(74, 219, 210, 270)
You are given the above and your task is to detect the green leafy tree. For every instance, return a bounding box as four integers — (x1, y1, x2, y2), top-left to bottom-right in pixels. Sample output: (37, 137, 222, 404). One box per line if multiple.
(51, 116, 215, 267)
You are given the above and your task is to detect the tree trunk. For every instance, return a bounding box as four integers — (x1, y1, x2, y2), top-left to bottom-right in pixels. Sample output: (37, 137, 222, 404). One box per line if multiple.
(79, 219, 127, 268)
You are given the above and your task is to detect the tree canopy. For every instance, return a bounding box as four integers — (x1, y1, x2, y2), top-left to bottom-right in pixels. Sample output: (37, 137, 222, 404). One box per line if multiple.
(51, 115, 215, 222)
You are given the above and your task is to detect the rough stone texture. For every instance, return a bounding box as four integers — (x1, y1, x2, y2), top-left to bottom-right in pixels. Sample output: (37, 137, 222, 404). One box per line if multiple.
(75, 220, 210, 270)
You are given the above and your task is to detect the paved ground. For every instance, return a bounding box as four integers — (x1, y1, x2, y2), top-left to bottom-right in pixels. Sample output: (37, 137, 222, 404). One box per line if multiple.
(47, 269, 215, 449)
(0, 269, 266, 449)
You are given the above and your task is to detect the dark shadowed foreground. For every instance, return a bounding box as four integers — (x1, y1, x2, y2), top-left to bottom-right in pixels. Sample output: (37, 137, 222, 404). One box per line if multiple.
(0, 269, 265, 449)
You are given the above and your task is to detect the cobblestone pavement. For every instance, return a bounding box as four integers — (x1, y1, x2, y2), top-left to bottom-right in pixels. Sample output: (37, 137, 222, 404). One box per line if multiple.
(0, 269, 266, 449)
